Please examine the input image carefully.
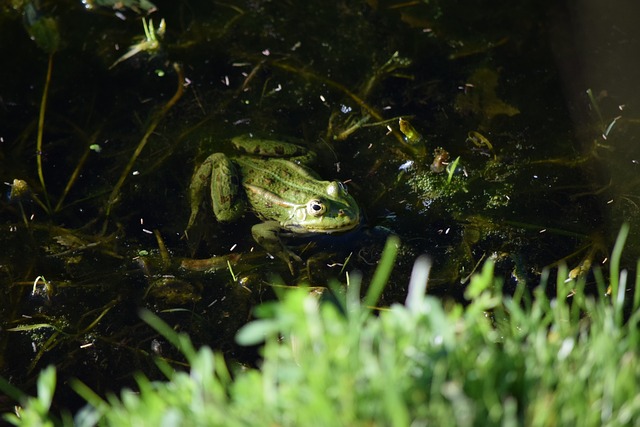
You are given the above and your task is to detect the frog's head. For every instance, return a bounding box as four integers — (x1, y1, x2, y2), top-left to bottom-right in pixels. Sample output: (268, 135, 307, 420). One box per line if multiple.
(285, 181, 360, 234)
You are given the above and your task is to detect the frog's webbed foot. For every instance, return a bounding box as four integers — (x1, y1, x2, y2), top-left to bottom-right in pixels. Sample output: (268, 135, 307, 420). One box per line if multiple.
(252, 221, 301, 274)
(281, 248, 303, 275)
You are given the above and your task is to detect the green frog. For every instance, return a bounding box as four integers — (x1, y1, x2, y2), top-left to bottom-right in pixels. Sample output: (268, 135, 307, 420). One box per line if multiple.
(187, 134, 360, 272)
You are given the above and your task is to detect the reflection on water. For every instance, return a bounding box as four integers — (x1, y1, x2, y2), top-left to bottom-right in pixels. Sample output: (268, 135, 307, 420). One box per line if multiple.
(548, 0, 640, 250)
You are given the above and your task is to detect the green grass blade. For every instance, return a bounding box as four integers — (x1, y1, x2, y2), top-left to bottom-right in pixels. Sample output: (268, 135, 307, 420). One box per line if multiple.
(363, 235, 400, 309)
(610, 222, 629, 306)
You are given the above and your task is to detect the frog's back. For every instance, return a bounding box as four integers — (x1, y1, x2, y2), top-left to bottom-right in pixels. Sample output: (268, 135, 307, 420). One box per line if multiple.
(237, 157, 326, 219)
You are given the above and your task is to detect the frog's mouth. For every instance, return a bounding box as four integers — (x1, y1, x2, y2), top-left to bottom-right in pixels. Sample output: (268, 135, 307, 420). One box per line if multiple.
(306, 221, 360, 234)
(285, 212, 361, 234)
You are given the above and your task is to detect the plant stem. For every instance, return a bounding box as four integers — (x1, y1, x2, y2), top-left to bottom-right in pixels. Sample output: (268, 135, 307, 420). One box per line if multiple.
(54, 130, 99, 213)
(36, 53, 54, 213)
(103, 63, 185, 231)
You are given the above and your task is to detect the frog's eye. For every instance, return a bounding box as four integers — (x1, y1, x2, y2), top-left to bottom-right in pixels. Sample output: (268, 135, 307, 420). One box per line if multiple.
(307, 199, 326, 217)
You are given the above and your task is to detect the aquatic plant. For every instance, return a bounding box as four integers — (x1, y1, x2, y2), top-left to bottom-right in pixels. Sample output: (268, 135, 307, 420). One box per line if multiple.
(3, 227, 640, 426)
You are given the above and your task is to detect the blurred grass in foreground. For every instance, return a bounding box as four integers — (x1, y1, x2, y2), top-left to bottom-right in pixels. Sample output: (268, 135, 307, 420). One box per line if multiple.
(4, 227, 640, 426)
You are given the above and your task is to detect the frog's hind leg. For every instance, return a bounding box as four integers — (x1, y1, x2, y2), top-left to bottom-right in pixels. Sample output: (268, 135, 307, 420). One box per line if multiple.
(209, 153, 246, 222)
(188, 153, 246, 230)
(187, 154, 215, 230)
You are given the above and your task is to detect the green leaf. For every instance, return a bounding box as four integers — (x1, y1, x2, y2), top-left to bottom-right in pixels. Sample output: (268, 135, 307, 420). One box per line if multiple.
(86, 0, 157, 14)
(6, 323, 59, 332)
(23, 2, 60, 54)
(139, 309, 197, 361)
(36, 366, 56, 411)
(465, 259, 495, 299)
(235, 319, 280, 346)
(0, 374, 26, 402)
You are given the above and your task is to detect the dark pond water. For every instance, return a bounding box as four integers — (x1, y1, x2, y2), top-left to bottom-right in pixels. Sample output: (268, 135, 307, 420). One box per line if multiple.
(2, 0, 640, 411)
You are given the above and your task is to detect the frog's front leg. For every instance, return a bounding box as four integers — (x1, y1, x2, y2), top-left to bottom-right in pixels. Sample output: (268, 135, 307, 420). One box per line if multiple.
(252, 220, 302, 274)
(188, 153, 245, 229)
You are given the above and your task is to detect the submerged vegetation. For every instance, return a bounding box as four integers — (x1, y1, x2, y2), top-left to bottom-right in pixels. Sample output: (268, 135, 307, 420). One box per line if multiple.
(4, 229, 640, 426)
(1, 0, 640, 420)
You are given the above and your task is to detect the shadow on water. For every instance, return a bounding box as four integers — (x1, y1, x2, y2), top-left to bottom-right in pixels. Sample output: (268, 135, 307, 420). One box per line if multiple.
(1, 0, 640, 412)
